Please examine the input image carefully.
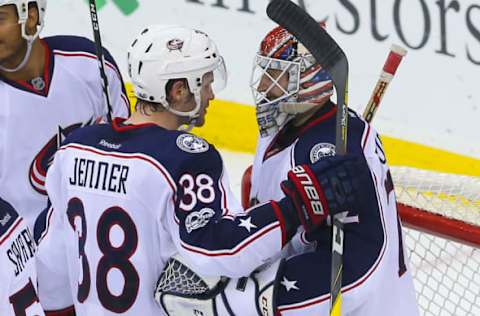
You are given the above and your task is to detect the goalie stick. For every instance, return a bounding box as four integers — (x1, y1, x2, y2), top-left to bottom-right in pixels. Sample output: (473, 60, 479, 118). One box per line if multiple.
(88, 0, 113, 123)
(266, 1, 348, 315)
(363, 45, 407, 123)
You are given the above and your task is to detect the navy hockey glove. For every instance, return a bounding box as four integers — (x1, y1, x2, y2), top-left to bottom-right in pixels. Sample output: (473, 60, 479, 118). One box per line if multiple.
(280, 155, 368, 233)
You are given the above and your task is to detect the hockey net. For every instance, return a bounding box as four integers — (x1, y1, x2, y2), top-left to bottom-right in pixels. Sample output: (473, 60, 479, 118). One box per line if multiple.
(391, 166, 480, 316)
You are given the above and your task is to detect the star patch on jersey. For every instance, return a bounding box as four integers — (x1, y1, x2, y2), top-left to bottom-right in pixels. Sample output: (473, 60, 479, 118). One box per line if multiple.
(281, 277, 299, 292)
(176, 134, 209, 154)
(309, 143, 336, 164)
(185, 208, 215, 233)
(238, 217, 257, 233)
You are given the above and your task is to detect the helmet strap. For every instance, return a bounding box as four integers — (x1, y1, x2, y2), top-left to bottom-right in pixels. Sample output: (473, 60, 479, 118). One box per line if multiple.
(0, 6, 42, 73)
(164, 89, 202, 119)
(0, 38, 33, 72)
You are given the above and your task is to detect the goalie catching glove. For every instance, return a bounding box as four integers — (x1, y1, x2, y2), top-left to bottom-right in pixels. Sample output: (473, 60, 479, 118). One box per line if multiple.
(279, 155, 367, 233)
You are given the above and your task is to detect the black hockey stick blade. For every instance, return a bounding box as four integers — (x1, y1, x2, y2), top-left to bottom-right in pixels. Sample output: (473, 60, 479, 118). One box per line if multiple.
(266, 0, 349, 156)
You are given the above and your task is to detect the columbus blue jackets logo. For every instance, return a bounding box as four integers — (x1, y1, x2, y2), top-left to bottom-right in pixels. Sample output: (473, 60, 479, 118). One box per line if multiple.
(29, 118, 96, 195)
(176, 134, 209, 154)
(167, 38, 184, 51)
(310, 143, 336, 163)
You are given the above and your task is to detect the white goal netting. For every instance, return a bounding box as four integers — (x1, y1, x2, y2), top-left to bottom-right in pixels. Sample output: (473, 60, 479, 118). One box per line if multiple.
(391, 167, 480, 316)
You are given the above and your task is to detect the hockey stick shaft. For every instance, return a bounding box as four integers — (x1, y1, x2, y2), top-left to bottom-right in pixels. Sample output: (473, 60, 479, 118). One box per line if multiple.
(88, 0, 113, 123)
(363, 44, 407, 123)
(266, 1, 347, 315)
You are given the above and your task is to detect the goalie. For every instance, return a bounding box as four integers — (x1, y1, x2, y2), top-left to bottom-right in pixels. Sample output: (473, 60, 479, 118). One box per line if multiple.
(243, 23, 419, 315)
(33, 24, 377, 316)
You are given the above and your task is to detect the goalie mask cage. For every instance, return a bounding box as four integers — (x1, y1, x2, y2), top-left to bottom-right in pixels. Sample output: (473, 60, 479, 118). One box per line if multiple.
(392, 166, 480, 316)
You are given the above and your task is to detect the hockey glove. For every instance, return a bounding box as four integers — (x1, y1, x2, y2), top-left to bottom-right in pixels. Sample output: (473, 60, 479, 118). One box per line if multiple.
(280, 155, 367, 233)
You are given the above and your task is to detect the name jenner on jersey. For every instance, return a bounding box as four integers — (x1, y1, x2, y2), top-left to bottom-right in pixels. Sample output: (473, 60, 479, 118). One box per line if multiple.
(69, 157, 129, 194)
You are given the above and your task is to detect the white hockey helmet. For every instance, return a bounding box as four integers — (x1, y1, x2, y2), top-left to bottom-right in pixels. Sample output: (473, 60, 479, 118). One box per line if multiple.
(0, 0, 46, 41)
(127, 25, 227, 120)
(0, 0, 47, 72)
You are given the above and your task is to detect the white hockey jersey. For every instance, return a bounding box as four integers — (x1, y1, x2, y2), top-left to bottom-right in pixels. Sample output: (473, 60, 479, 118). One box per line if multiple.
(249, 102, 418, 315)
(0, 36, 130, 230)
(36, 118, 286, 315)
(0, 199, 44, 316)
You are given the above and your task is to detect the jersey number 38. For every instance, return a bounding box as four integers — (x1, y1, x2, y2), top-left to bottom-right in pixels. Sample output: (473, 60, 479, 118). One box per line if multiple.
(67, 197, 139, 313)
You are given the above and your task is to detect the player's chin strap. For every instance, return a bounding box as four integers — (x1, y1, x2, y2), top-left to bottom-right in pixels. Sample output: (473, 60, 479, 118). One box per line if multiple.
(0, 16, 41, 72)
(0, 39, 34, 73)
(158, 91, 202, 132)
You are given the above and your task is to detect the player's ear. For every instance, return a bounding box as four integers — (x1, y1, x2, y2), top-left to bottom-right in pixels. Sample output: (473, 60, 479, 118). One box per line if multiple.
(169, 80, 189, 103)
(25, 3, 39, 35)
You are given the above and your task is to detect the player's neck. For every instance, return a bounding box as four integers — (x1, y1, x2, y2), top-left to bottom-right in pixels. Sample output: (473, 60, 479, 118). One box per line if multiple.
(0, 39, 45, 82)
(292, 99, 330, 127)
(125, 110, 183, 130)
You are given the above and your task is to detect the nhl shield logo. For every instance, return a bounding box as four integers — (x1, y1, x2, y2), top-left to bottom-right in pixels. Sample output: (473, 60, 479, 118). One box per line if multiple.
(176, 134, 209, 154)
(310, 143, 336, 163)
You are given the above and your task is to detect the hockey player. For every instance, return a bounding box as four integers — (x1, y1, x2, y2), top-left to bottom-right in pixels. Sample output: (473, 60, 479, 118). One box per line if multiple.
(34, 25, 373, 315)
(0, 0, 130, 230)
(0, 198, 44, 316)
(237, 25, 419, 315)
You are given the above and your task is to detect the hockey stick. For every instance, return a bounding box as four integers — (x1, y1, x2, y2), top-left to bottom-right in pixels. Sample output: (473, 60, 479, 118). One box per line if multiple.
(363, 45, 407, 123)
(266, 1, 348, 315)
(88, 0, 113, 123)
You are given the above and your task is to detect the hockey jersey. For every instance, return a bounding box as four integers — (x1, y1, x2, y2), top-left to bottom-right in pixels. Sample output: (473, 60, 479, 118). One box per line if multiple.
(249, 102, 418, 314)
(0, 198, 44, 316)
(0, 35, 130, 229)
(36, 118, 285, 315)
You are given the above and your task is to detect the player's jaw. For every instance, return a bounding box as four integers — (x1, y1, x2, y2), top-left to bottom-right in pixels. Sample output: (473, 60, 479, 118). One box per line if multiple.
(0, 8, 26, 70)
(194, 80, 215, 127)
(0, 39, 28, 69)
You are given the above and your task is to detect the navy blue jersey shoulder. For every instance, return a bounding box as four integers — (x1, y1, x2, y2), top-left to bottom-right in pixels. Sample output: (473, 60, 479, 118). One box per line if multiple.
(0, 198, 20, 240)
(43, 35, 120, 71)
(63, 123, 223, 183)
(294, 109, 368, 165)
